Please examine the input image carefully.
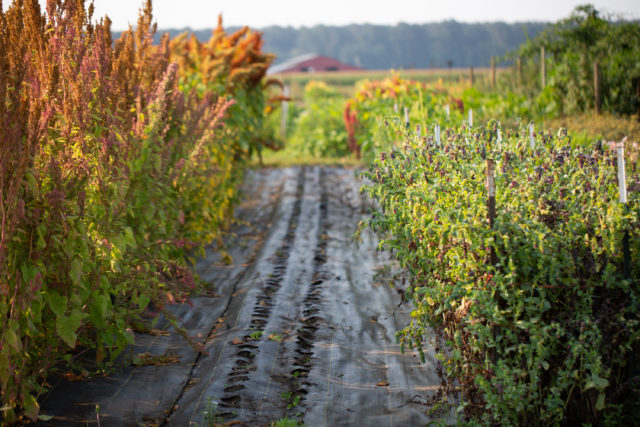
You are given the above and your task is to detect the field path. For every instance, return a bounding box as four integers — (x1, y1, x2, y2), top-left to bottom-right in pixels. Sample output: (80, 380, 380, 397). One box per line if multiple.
(40, 166, 450, 426)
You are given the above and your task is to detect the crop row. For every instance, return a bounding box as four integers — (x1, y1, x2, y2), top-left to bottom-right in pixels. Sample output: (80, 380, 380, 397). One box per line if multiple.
(0, 1, 274, 421)
(361, 121, 639, 424)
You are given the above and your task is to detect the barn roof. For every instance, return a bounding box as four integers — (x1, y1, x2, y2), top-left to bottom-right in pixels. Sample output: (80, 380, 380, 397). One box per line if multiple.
(269, 53, 361, 74)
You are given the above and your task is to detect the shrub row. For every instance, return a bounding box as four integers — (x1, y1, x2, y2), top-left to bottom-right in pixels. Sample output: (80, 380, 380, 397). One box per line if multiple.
(362, 121, 639, 424)
(344, 75, 531, 162)
(0, 0, 273, 421)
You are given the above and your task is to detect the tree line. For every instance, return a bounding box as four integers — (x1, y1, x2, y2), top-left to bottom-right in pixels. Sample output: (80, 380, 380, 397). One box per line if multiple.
(121, 21, 548, 70)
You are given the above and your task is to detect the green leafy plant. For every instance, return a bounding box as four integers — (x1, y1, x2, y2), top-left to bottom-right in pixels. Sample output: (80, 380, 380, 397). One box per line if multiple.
(512, 5, 640, 116)
(362, 119, 640, 425)
(288, 395, 301, 410)
(202, 396, 223, 425)
(281, 391, 301, 410)
(0, 0, 274, 420)
(249, 330, 264, 340)
(287, 81, 350, 158)
(271, 416, 304, 427)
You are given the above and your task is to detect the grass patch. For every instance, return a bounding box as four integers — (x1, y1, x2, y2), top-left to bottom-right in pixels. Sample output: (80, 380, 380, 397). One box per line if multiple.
(271, 416, 304, 427)
(252, 148, 363, 169)
(543, 112, 640, 143)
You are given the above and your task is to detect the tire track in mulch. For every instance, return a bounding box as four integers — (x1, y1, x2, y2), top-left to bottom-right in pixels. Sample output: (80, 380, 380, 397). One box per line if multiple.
(283, 168, 329, 410)
(214, 170, 306, 416)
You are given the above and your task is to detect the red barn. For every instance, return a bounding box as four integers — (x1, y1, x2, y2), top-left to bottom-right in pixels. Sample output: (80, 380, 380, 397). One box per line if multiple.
(269, 53, 361, 74)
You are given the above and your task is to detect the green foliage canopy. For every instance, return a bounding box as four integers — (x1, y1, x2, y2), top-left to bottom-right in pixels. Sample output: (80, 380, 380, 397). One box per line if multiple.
(514, 4, 640, 116)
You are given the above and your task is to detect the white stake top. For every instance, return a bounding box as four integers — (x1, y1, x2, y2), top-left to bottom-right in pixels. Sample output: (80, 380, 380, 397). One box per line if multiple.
(617, 143, 627, 204)
(487, 159, 495, 197)
(529, 123, 535, 149)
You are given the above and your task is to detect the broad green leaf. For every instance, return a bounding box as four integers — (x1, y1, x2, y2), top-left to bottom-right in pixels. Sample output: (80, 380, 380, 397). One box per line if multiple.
(56, 310, 85, 348)
(70, 258, 83, 287)
(47, 292, 67, 318)
(23, 393, 39, 421)
(137, 293, 150, 311)
(584, 375, 609, 391)
(89, 293, 110, 329)
(5, 329, 22, 352)
(36, 224, 47, 250)
(123, 226, 136, 250)
(595, 392, 606, 411)
(20, 263, 39, 285)
(25, 170, 39, 197)
(63, 234, 75, 258)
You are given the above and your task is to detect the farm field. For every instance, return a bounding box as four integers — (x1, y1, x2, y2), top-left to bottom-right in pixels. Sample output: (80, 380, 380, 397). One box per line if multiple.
(271, 70, 640, 147)
(272, 67, 499, 100)
(39, 166, 453, 426)
(1, 1, 639, 425)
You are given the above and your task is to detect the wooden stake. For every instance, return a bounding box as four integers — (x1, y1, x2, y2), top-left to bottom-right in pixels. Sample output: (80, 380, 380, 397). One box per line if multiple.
(594, 61, 601, 115)
(517, 57, 522, 87)
(617, 144, 630, 278)
(637, 77, 640, 118)
(469, 108, 473, 128)
(281, 84, 290, 138)
(491, 56, 496, 90)
(618, 145, 627, 203)
(487, 158, 500, 365)
(529, 123, 535, 150)
(487, 159, 497, 266)
(540, 46, 546, 89)
(404, 106, 409, 129)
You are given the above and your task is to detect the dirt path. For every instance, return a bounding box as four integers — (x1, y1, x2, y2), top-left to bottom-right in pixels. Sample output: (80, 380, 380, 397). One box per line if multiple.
(39, 166, 452, 426)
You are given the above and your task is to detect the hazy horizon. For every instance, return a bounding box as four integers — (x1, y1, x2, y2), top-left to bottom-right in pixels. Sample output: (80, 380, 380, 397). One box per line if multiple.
(3, 0, 639, 31)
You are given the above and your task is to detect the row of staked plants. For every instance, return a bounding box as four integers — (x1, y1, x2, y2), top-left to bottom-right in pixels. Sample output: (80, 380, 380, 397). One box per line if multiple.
(273, 74, 533, 164)
(344, 75, 531, 162)
(0, 0, 275, 422)
(361, 118, 639, 424)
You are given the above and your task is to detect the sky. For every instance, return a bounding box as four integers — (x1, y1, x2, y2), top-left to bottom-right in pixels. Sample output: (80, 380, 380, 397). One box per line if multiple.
(6, 1, 640, 30)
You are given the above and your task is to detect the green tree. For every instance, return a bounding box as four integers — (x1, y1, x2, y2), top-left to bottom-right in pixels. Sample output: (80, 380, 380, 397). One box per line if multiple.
(515, 4, 640, 116)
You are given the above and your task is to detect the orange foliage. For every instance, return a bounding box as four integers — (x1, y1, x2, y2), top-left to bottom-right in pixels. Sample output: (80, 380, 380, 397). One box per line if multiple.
(169, 14, 275, 90)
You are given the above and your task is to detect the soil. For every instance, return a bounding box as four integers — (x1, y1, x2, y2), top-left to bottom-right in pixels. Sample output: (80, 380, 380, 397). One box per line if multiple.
(38, 166, 455, 426)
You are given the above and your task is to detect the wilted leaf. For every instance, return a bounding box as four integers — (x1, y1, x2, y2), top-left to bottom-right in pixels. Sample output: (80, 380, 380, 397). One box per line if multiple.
(268, 334, 282, 342)
(133, 352, 180, 366)
(148, 329, 171, 336)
